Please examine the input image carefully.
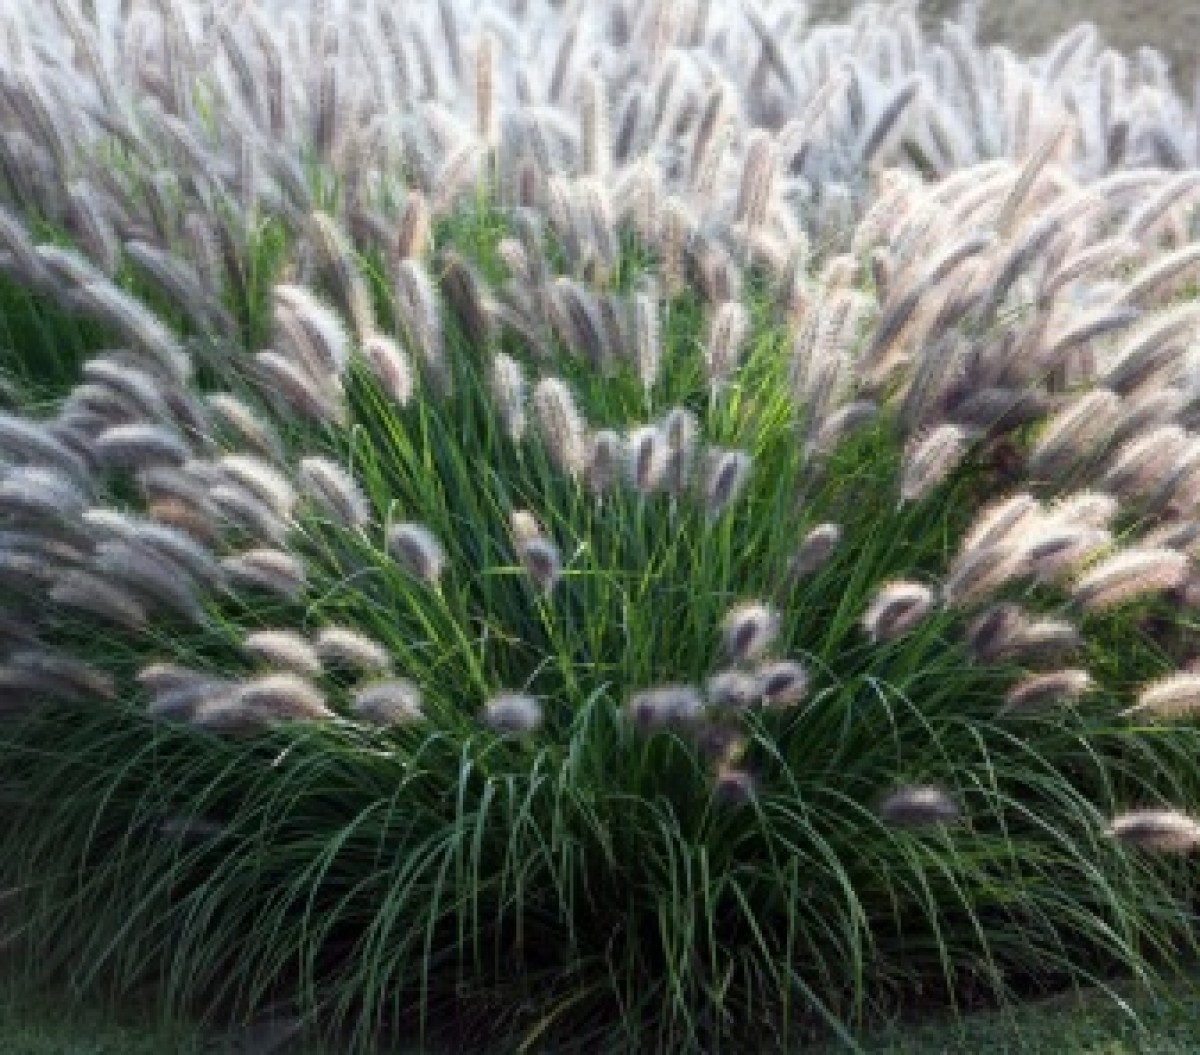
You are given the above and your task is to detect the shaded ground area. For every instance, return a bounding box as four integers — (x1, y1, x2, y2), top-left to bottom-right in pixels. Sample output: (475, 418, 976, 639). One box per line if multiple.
(809, 0, 1200, 87)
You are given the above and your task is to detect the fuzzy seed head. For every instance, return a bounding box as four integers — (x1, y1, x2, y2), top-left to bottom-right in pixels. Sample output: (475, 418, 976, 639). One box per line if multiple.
(242, 630, 323, 677)
(1106, 809, 1200, 853)
(757, 660, 809, 708)
(863, 581, 936, 642)
(879, 785, 961, 828)
(722, 602, 780, 664)
(352, 679, 424, 727)
(626, 684, 705, 733)
(483, 692, 542, 735)
(517, 535, 562, 595)
(387, 522, 446, 586)
(705, 669, 763, 712)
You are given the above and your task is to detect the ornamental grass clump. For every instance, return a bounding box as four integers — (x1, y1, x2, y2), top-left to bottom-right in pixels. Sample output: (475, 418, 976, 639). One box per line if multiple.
(2, 1, 1200, 1053)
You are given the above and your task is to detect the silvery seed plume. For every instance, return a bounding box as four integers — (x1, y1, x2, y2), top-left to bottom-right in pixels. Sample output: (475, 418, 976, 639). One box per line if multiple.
(197, 672, 334, 731)
(361, 333, 415, 407)
(1103, 305, 1200, 395)
(82, 358, 175, 425)
(0, 412, 88, 480)
(396, 191, 432, 262)
(309, 211, 376, 341)
(395, 259, 450, 396)
(220, 548, 307, 600)
(205, 393, 285, 460)
(298, 457, 370, 529)
(5, 649, 114, 701)
(624, 425, 666, 496)
(705, 301, 750, 397)
(352, 679, 424, 727)
(95, 423, 190, 469)
(147, 676, 235, 723)
(863, 581, 936, 642)
(483, 692, 542, 735)
(1038, 307, 1139, 376)
(661, 407, 699, 497)
(0, 466, 89, 521)
(242, 630, 323, 677)
(942, 541, 1025, 609)
(1124, 673, 1200, 722)
(209, 483, 290, 545)
(735, 129, 776, 235)
(579, 70, 609, 178)
(509, 510, 543, 547)
(253, 350, 347, 426)
(706, 670, 764, 713)
(1111, 389, 1186, 448)
(517, 535, 562, 595)
(65, 281, 190, 381)
(1002, 669, 1092, 714)
(1023, 525, 1110, 583)
(878, 784, 961, 828)
(50, 569, 147, 629)
(533, 377, 588, 479)
(960, 493, 1040, 556)
(137, 465, 218, 515)
(440, 251, 494, 352)
(631, 291, 661, 395)
(315, 626, 392, 673)
(626, 684, 705, 734)
(219, 454, 296, 518)
(1072, 547, 1189, 612)
(91, 539, 205, 624)
(722, 602, 780, 664)
(387, 522, 446, 586)
(1117, 244, 1200, 308)
(1106, 809, 1200, 853)
(585, 429, 624, 495)
(811, 400, 878, 458)
(702, 449, 752, 519)
(489, 353, 526, 442)
(1047, 491, 1119, 530)
(137, 663, 213, 696)
(790, 523, 842, 577)
(900, 425, 971, 503)
(273, 284, 351, 376)
(756, 659, 809, 708)
(859, 78, 921, 169)
(1103, 426, 1188, 500)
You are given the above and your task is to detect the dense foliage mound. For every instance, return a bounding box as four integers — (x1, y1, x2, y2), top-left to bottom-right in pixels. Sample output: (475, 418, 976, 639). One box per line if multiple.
(2, 1, 1200, 1051)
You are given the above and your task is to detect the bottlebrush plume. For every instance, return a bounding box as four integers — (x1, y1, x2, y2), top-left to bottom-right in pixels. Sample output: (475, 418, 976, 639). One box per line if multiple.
(353, 679, 424, 726)
(315, 627, 392, 673)
(483, 692, 542, 735)
(790, 523, 842, 577)
(298, 457, 371, 529)
(863, 581, 936, 642)
(879, 785, 961, 828)
(1072, 548, 1188, 612)
(626, 684, 705, 733)
(706, 670, 763, 713)
(220, 548, 308, 600)
(533, 377, 588, 479)
(387, 522, 447, 586)
(1124, 673, 1200, 722)
(516, 535, 562, 595)
(1106, 809, 1200, 852)
(1002, 669, 1092, 713)
(721, 602, 780, 664)
(242, 630, 323, 677)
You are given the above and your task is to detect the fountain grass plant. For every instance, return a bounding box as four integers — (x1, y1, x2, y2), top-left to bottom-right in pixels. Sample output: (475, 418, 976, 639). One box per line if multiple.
(2, 1, 1200, 1052)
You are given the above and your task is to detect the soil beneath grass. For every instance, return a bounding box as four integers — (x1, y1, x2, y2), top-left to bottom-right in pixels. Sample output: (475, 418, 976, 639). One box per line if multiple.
(808, 0, 1200, 88)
